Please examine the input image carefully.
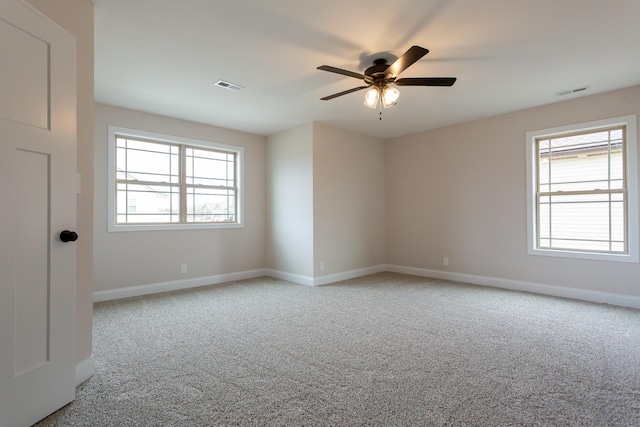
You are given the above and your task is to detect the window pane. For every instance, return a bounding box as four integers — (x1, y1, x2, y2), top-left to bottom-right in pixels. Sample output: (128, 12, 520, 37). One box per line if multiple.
(550, 239, 611, 252)
(538, 206, 550, 239)
(116, 183, 179, 224)
(549, 151, 610, 192)
(540, 193, 626, 252)
(540, 129, 626, 193)
(186, 186, 236, 223)
(611, 201, 625, 243)
(116, 138, 179, 184)
(186, 147, 235, 187)
(538, 160, 549, 186)
(550, 200, 610, 242)
(611, 242, 625, 252)
(610, 148, 624, 186)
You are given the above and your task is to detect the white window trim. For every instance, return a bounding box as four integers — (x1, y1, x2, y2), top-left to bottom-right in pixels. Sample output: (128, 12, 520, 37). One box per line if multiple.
(525, 115, 638, 263)
(107, 125, 244, 232)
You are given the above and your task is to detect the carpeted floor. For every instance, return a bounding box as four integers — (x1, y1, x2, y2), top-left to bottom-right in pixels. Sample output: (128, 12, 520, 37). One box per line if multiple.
(36, 273, 640, 426)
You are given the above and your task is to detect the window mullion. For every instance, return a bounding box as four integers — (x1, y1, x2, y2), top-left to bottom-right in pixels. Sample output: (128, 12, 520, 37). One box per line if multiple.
(608, 132, 612, 251)
(538, 189, 624, 197)
(547, 140, 552, 247)
(123, 139, 128, 224)
(535, 140, 542, 249)
(178, 144, 187, 224)
(180, 144, 187, 223)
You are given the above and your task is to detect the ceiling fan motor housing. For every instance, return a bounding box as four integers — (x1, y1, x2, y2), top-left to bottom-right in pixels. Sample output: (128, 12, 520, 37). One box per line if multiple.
(364, 59, 391, 84)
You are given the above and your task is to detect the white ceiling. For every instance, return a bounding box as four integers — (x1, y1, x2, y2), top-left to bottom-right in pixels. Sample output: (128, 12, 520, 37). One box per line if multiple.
(93, 0, 640, 140)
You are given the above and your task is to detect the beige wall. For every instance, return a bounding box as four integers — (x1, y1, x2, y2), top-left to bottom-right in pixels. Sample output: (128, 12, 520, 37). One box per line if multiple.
(25, 0, 94, 365)
(387, 85, 640, 298)
(93, 104, 266, 291)
(266, 122, 386, 281)
(266, 124, 314, 277)
(313, 123, 386, 276)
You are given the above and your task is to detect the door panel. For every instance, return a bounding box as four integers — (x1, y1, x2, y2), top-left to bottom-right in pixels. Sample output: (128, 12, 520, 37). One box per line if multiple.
(0, 1, 77, 426)
(0, 17, 49, 129)
(14, 149, 50, 376)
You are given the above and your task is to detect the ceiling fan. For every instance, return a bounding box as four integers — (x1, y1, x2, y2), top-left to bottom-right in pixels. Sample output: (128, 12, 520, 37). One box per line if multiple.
(317, 45, 456, 109)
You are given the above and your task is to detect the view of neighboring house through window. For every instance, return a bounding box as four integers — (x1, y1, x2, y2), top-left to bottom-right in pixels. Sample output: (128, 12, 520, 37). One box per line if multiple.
(108, 126, 242, 231)
(526, 115, 638, 263)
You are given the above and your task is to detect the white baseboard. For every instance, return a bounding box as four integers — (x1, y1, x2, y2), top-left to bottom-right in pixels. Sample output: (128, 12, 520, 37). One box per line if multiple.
(75, 355, 95, 386)
(387, 264, 640, 309)
(265, 264, 388, 286)
(93, 265, 389, 301)
(93, 269, 268, 302)
(264, 269, 314, 286)
(92, 264, 640, 309)
(312, 264, 388, 286)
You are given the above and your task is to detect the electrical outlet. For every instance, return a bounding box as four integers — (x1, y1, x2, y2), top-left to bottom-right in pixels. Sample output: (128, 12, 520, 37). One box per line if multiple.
(181, 264, 187, 274)
(320, 261, 325, 271)
(443, 258, 449, 267)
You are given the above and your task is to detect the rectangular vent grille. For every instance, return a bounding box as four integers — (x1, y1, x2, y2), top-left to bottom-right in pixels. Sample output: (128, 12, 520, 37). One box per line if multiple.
(555, 86, 590, 96)
(214, 80, 244, 91)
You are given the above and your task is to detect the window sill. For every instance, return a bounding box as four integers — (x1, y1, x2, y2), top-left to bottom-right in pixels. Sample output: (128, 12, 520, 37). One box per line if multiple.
(108, 222, 244, 232)
(528, 247, 638, 263)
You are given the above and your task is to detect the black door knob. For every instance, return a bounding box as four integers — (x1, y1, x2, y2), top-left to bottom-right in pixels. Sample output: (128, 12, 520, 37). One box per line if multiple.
(59, 230, 78, 242)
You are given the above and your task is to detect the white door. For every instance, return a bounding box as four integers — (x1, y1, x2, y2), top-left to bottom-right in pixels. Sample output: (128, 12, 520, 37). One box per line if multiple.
(0, 1, 77, 426)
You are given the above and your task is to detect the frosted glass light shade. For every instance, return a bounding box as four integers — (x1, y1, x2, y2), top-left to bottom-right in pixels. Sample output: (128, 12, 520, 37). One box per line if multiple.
(363, 86, 380, 108)
(382, 85, 399, 108)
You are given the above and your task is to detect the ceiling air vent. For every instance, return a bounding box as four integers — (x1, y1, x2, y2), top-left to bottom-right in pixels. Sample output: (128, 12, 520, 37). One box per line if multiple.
(214, 80, 244, 91)
(555, 86, 590, 97)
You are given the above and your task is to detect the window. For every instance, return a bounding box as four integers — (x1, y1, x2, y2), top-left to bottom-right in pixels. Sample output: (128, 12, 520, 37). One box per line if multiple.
(108, 126, 243, 231)
(526, 115, 638, 262)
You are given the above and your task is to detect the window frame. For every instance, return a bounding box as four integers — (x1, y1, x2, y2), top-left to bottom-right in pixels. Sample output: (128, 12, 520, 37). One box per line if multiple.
(525, 115, 638, 263)
(107, 126, 244, 232)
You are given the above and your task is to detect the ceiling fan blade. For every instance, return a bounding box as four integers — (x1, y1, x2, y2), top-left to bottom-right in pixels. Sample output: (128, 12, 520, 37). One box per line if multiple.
(384, 46, 429, 79)
(395, 77, 457, 86)
(320, 85, 370, 100)
(317, 65, 365, 80)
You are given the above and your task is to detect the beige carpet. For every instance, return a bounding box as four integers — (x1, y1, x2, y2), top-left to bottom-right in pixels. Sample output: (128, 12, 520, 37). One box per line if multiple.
(36, 273, 640, 426)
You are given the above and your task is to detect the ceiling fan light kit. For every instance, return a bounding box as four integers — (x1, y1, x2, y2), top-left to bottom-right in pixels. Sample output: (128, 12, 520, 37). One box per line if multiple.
(364, 84, 400, 109)
(318, 45, 456, 113)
